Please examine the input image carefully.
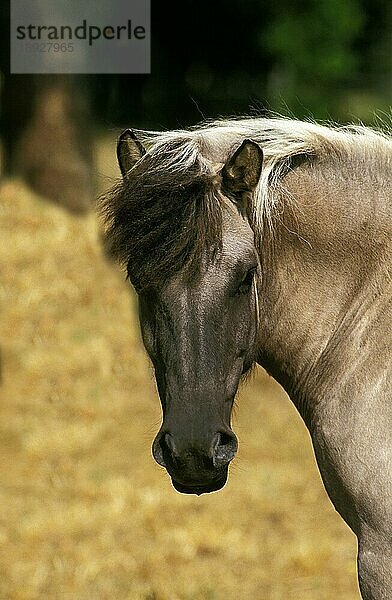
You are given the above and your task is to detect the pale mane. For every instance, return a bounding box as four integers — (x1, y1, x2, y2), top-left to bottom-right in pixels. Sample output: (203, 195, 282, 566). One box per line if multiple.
(134, 117, 392, 232)
(101, 118, 391, 289)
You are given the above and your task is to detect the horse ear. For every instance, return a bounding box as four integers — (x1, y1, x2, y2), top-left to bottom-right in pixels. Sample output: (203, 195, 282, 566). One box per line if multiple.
(117, 129, 146, 177)
(222, 140, 263, 197)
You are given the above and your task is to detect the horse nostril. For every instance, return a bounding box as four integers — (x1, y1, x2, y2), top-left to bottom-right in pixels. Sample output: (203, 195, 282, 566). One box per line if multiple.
(164, 433, 176, 455)
(153, 431, 237, 471)
(152, 432, 179, 468)
(152, 432, 168, 467)
(212, 431, 238, 468)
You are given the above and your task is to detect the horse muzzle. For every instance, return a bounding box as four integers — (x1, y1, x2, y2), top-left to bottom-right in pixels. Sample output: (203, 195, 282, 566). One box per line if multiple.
(152, 429, 238, 495)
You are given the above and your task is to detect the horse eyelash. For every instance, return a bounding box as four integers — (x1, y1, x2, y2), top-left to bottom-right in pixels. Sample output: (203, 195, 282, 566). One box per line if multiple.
(237, 267, 256, 295)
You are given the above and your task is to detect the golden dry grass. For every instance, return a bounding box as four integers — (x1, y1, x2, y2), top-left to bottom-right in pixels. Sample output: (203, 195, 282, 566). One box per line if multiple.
(0, 139, 360, 599)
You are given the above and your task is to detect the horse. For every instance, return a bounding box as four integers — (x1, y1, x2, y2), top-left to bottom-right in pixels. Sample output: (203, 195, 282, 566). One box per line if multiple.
(100, 117, 392, 599)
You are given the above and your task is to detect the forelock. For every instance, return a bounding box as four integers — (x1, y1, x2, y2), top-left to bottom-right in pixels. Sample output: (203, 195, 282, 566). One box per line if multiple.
(99, 145, 223, 292)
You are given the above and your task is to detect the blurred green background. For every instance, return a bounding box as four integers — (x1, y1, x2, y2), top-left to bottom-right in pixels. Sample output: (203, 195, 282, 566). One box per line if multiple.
(93, 0, 391, 128)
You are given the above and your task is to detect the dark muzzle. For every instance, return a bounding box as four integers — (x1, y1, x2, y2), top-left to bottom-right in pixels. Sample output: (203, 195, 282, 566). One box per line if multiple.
(152, 429, 238, 495)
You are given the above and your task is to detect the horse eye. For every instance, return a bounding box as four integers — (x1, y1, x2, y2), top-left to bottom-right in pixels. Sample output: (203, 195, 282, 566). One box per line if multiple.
(237, 267, 256, 295)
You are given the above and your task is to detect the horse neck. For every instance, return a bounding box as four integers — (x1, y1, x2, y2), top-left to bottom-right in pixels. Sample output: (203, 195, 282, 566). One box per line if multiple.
(255, 151, 392, 425)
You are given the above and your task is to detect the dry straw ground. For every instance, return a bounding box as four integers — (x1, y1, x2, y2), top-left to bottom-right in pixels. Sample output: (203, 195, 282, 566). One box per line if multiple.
(0, 138, 360, 599)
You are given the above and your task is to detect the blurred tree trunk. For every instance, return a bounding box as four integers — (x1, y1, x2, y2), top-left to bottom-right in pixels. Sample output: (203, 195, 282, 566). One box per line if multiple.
(0, 2, 93, 213)
(1, 74, 94, 214)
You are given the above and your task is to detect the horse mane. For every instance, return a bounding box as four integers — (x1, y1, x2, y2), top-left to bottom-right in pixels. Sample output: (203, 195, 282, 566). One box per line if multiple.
(100, 117, 391, 290)
(100, 139, 223, 292)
